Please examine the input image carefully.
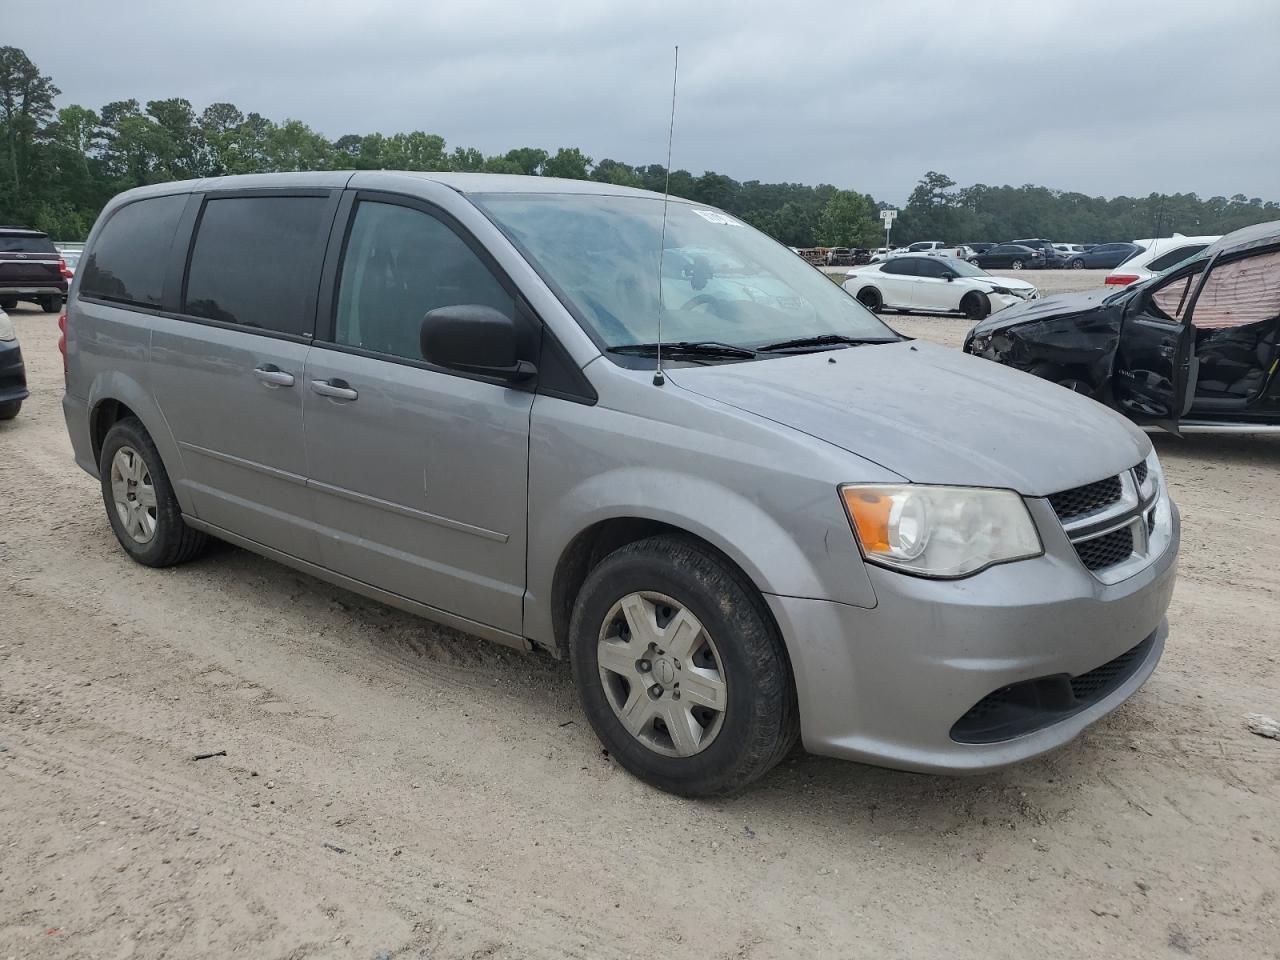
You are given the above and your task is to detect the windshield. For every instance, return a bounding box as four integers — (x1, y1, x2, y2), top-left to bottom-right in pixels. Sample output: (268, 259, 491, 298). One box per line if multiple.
(473, 194, 897, 353)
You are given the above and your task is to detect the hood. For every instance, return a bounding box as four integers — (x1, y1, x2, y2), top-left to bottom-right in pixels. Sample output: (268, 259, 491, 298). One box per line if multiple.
(975, 275, 1037, 292)
(969, 288, 1118, 335)
(667, 340, 1148, 497)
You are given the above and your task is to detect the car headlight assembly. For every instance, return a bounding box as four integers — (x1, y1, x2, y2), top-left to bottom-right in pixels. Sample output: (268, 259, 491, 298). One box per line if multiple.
(988, 285, 1013, 296)
(840, 484, 1043, 578)
(0, 311, 15, 342)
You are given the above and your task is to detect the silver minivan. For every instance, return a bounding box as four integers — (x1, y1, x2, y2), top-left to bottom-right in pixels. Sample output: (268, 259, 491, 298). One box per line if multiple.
(62, 172, 1179, 795)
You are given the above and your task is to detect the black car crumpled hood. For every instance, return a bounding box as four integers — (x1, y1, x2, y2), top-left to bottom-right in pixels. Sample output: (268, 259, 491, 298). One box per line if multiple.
(667, 339, 1149, 497)
(970, 288, 1118, 336)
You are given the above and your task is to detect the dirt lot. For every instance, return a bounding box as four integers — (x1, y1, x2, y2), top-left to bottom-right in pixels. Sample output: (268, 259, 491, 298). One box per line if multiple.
(2, 285, 1278, 960)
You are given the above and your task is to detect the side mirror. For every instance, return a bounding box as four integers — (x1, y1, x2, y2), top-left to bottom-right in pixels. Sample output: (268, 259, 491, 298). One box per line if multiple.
(944, 273, 955, 281)
(420, 304, 536, 382)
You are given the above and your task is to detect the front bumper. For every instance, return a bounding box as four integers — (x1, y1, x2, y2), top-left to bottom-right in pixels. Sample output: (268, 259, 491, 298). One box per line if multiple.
(769, 499, 1179, 774)
(0, 339, 28, 403)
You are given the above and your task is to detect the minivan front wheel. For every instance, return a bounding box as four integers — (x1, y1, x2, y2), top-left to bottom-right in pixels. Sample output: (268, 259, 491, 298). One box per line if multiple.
(569, 535, 798, 796)
(99, 417, 208, 567)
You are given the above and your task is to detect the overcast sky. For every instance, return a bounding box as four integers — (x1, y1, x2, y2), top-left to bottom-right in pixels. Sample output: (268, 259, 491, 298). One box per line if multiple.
(10, 0, 1279, 204)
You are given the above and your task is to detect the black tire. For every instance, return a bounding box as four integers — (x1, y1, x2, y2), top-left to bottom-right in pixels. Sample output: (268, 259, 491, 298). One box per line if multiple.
(1010, 259, 1024, 270)
(569, 534, 799, 797)
(40, 296, 60, 313)
(0, 298, 15, 310)
(98, 417, 208, 567)
(856, 286, 883, 312)
(961, 291, 991, 322)
(1071, 258, 1085, 269)
(967, 258, 981, 265)
(0, 400, 20, 420)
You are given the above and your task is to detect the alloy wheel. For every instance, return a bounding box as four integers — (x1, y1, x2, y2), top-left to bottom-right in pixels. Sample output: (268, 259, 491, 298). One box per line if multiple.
(110, 445, 158, 544)
(596, 591, 727, 757)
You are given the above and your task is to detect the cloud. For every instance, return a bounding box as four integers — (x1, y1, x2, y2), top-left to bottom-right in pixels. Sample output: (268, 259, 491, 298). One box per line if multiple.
(11, 0, 1279, 202)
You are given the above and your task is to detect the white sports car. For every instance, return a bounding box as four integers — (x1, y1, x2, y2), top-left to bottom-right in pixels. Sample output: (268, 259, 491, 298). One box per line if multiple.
(843, 253, 1039, 321)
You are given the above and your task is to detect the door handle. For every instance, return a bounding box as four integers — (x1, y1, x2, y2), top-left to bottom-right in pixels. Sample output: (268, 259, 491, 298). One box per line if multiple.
(310, 378, 358, 402)
(254, 364, 295, 388)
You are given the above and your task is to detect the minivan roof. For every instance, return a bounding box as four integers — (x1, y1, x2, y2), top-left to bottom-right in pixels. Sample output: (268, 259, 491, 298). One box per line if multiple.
(102, 170, 678, 204)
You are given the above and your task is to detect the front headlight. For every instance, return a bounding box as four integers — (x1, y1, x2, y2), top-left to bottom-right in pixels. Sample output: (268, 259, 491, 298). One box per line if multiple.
(1138, 448, 1162, 501)
(840, 484, 1043, 578)
(989, 286, 1013, 296)
(0, 311, 15, 342)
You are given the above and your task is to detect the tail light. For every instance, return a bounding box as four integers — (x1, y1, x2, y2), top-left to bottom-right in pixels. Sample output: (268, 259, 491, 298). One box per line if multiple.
(1105, 274, 1138, 286)
(59, 258, 72, 279)
(58, 309, 67, 379)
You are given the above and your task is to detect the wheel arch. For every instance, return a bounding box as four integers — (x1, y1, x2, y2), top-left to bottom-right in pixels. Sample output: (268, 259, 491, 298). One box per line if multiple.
(548, 517, 780, 660)
(85, 373, 193, 512)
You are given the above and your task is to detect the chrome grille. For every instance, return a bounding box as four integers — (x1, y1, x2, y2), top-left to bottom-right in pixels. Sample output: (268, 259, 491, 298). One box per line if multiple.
(1048, 458, 1169, 584)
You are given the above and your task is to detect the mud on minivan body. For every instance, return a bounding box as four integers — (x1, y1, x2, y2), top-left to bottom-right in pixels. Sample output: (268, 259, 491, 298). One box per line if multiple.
(64, 171, 1178, 795)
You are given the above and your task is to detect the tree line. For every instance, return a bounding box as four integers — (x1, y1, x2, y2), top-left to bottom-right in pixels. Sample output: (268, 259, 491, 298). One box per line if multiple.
(1, 45, 1275, 247)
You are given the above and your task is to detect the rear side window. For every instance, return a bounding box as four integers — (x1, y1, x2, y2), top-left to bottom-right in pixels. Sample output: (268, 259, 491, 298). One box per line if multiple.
(80, 195, 186, 306)
(0, 233, 57, 254)
(184, 196, 331, 336)
(1145, 244, 1209, 272)
(333, 200, 515, 361)
(882, 258, 917, 276)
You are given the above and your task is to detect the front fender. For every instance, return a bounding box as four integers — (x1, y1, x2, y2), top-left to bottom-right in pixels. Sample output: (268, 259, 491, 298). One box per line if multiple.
(523, 388, 886, 651)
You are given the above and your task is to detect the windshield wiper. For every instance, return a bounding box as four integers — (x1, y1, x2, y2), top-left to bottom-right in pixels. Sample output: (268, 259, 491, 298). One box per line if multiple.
(607, 340, 758, 359)
(756, 333, 896, 353)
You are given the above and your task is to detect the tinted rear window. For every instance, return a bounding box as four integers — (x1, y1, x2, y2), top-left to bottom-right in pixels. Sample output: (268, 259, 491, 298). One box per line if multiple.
(0, 233, 57, 254)
(1145, 244, 1209, 272)
(80, 195, 186, 306)
(183, 196, 330, 336)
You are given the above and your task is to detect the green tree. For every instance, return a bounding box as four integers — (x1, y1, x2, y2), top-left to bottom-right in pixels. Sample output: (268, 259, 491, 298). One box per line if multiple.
(0, 45, 59, 199)
(817, 190, 879, 247)
(541, 146, 592, 180)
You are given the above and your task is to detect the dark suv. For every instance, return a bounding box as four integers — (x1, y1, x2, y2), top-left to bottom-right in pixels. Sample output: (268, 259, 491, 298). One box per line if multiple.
(0, 227, 68, 313)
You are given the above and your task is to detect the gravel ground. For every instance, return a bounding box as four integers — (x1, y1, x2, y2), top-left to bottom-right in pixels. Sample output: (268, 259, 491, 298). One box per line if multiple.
(2, 294, 1278, 960)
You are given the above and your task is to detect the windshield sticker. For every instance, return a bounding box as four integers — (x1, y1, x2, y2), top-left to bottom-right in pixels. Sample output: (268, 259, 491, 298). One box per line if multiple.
(692, 209, 743, 226)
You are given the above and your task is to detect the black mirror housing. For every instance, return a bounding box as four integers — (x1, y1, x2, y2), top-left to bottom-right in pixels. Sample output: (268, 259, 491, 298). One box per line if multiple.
(420, 305, 536, 382)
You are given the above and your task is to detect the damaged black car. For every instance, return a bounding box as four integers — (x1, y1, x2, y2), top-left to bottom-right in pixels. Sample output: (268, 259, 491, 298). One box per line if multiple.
(963, 220, 1280, 434)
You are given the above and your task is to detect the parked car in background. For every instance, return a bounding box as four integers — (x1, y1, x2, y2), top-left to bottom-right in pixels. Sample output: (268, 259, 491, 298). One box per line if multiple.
(1009, 239, 1064, 268)
(64, 170, 1177, 795)
(844, 253, 1039, 320)
(1104, 235, 1219, 286)
(1067, 242, 1143, 270)
(969, 243, 1046, 270)
(60, 250, 81, 297)
(905, 241, 947, 253)
(0, 306, 28, 420)
(1054, 243, 1086, 263)
(868, 246, 895, 262)
(964, 220, 1280, 434)
(0, 226, 68, 312)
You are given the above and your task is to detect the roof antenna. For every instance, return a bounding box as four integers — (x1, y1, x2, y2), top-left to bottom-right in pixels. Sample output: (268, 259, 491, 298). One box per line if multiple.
(653, 44, 679, 387)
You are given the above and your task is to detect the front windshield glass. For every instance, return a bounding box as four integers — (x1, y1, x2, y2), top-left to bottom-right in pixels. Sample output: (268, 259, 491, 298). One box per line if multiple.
(473, 194, 897, 351)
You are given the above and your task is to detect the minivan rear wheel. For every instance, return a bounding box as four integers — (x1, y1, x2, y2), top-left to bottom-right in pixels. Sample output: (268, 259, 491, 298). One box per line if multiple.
(99, 417, 208, 567)
(0, 400, 20, 420)
(569, 535, 798, 796)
